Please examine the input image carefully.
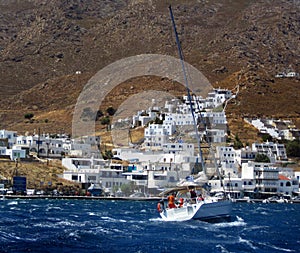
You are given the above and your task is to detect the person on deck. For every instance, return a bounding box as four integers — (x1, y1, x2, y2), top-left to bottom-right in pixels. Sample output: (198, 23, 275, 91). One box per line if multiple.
(197, 194, 204, 201)
(189, 189, 197, 203)
(167, 193, 177, 208)
(178, 197, 184, 207)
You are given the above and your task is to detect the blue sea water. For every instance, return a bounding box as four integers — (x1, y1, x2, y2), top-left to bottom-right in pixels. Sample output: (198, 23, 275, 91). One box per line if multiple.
(0, 199, 299, 253)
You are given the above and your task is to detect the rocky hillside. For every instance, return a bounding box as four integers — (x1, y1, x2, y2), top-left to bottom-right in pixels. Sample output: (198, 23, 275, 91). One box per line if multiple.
(0, 0, 299, 144)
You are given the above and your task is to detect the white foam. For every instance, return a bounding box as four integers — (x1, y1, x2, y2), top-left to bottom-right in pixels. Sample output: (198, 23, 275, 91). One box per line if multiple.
(259, 242, 296, 252)
(149, 217, 163, 222)
(7, 201, 18, 205)
(216, 244, 230, 253)
(238, 236, 257, 250)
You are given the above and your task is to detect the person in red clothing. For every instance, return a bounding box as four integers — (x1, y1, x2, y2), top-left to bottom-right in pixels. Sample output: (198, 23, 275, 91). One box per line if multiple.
(167, 193, 177, 208)
(178, 197, 184, 207)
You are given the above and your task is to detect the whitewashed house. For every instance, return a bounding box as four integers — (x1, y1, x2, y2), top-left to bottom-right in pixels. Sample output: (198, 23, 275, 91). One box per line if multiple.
(242, 162, 279, 197)
(0, 130, 17, 148)
(164, 113, 195, 126)
(144, 123, 175, 148)
(208, 177, 243, 199)
(63, 142, 92, 157)
(215, 146, 239, 178)
(252, 142, 287, 161)
(278, 174, 299, 196)
(235, 147, 256, 165)
(5, 147, 26, 160)
(62, 157, 128, 191)
(132, 109, 159, 127)
(16, 135, 65, 157)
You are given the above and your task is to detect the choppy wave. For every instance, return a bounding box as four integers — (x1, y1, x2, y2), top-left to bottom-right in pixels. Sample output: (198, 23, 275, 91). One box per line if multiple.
(0, 200, 299, 253)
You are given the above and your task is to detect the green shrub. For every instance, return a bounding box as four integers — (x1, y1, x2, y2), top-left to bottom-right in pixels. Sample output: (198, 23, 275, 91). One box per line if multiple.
(24, 113, 34, 120)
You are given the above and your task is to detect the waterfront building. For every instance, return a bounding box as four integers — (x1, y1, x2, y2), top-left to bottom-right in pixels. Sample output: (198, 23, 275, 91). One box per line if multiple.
(242, 162, 279, 197)
(62, 157, 128, 191)
(277, 174, 299, 196)
(208, 177, 243, 199)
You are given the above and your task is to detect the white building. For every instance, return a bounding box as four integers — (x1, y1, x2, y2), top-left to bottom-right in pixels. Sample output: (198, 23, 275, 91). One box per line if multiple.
(242, 162, 279, 197)
(252, 142, 287, 161)
(0, 130, 17, 148)
(164, 113, 195, 126)
(62, 157, 128, 190)
(144, 124, 175, 148)
(235, 147, 256, 165)
(278, 174, 299, 196)
(16, 135, 65, 157)
(63, 142, 92, 157)
(208, 178, 243, 199)
(5, 147, 26, 161)
(132, 109, 159, 127)
(215, 146, 239, 177)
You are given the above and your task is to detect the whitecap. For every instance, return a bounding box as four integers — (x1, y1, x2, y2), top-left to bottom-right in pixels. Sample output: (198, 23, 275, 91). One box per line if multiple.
(216, 244, 230, 253)
(101, 216, 126, 223)
(214, 219, 247, 228)
(270, 246, 295, 252)
(236, 216, 244, 222)
(149, 217, 163, 222)
(46, 206, 62, 211)
(258, 242, 296, 252)
(101, 216, 115, 221)
(238, 236, 257, 250)
(7, 201, 18, 205)
(68, 231, 81, 240)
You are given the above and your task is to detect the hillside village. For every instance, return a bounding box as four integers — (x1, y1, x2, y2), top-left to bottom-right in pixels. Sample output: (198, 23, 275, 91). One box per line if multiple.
(0, 88, 299, 200)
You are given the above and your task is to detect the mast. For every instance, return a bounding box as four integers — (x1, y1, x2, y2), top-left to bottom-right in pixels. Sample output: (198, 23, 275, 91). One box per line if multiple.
(168, 5, 206, 174)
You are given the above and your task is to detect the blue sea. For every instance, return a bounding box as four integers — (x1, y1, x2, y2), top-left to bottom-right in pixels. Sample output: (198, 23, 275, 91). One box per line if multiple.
(0, 199, 299, 253)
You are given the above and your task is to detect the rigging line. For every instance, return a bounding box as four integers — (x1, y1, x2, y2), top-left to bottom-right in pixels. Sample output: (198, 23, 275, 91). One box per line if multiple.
(168, 5, 205, 174)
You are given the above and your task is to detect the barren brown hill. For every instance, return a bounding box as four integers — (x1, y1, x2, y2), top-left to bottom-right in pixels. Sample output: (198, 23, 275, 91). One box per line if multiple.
(0, 0, 299, 144)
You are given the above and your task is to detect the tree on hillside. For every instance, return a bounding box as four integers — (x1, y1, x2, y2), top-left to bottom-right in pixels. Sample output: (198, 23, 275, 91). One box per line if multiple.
(285, 140, 300, 158)
(106, 106, 116, 116)
(255, 153, 270, 163)
(96, 110, 103, 120)
(100, 116, 110, 125)
(260, 133, 273, 142)
(24, 113, 34, 120)
(233, 134, 243, 149)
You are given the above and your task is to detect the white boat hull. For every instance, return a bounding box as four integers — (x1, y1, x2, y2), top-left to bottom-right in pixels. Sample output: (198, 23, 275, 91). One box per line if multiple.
(159, 199, 232, 222)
